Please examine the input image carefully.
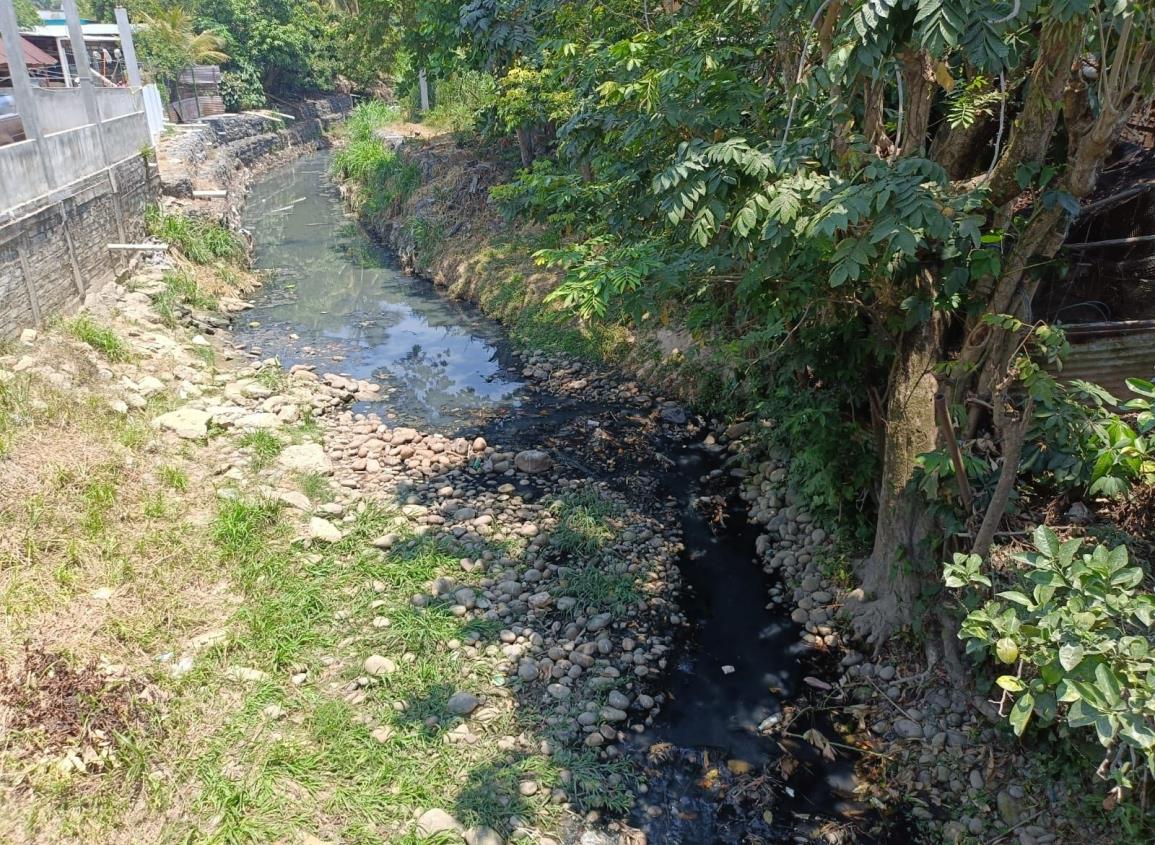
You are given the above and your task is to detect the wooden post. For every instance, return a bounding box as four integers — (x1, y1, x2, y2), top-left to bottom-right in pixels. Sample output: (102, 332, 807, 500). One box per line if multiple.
(60, 208, 87, 298)
(15, 238, 42, 328)
(418, 68, 430, 113)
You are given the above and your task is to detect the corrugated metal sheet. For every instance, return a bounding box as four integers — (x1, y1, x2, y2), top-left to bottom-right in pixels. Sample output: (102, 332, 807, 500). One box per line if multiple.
(171, 95, 225, 122)
(177, 66, 221, 86)
(1057, 321, 1155, 399)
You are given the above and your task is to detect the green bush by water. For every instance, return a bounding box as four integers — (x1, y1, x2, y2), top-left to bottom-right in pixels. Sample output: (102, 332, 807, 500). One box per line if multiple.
(146, 209, 246, 265)
(332, 102, 421, 218)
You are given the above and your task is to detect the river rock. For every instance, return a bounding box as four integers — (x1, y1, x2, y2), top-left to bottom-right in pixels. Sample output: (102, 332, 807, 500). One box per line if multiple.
(893, 718, 923, 739)
(416, 808, 464, 838)
(278, 490, 311, 511)
(465, 827, 504, 845)
(308, 517, 342, 543)
(996, 789, 1022, 825)
(514, 450, 553, 474)
(364, 655, 397, 676)
(586, 613, 612, 632)
(391, 427, 419, 444)
(278, 443, 333, 474)
(447, 691, 480, 716)
(153, 407, 211, 439)
(607, 690, 631, 709)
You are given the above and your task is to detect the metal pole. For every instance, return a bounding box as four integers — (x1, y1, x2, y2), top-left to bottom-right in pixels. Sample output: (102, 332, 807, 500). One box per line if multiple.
(114, 6, 142, 89)
(0, 0, 53, 187)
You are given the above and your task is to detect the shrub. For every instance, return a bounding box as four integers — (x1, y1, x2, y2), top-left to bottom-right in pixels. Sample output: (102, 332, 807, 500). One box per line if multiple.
(221, 59, 267, 112)
(421, 71, 496, 132)
(946, 526, 1155, 802)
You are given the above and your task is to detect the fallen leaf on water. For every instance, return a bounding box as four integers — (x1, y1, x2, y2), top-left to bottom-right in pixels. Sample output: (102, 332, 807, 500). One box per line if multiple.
(727, 758, 753, 775)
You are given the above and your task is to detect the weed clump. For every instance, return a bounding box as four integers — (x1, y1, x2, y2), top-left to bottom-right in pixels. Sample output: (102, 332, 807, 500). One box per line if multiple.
(145, 208, 246, 265)
(67, 315, 132, 363)
(154, 270, 219, 326)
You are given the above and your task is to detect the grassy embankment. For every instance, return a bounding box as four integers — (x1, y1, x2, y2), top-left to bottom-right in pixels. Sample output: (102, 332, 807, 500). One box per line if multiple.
(330, 103, 658, 386)
(1, 207, 632, 844)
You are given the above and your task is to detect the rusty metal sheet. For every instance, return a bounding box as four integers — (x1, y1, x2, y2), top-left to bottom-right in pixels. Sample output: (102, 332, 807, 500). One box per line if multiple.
(1058, 322, 1155, 400)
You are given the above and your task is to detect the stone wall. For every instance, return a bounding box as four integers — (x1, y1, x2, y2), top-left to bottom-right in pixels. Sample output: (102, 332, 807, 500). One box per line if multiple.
(157, 94, 354, 205)
(0, 153, 159, 340)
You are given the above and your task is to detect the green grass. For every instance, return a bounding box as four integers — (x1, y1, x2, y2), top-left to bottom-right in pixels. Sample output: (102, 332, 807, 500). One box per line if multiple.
(145, 208, 246, 265)
(297, 471, 332, 503)
(190, 344, 217, 367)
(550, 489, 620, 555)
(159, 465, 190, 491)
(560, 565, 640, 614)
(254, 364, 288, 392)
(212, 496, 282, 564)
(333, 102, 422, 220)
(153, 270, 218, 326)
(0, 374, 31, 456)
(188, 493, 641, 843)
(237, 430, 284, 470)
(67, 314, 132, 363)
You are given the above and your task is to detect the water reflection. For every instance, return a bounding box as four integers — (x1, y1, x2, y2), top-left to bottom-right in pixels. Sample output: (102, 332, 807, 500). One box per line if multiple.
(234, 151, 522, 426)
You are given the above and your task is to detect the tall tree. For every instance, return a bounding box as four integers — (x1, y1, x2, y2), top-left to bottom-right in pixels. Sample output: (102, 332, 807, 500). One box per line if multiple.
(463, 0, 1155, 648)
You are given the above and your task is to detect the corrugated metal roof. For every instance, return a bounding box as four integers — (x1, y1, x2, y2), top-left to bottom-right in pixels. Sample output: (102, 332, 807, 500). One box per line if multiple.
(0, 36, 58, 67)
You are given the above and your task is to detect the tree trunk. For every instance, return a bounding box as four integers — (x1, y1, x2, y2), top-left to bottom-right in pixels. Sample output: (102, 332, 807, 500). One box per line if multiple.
(516, 125, 533, 167)
(848, 311, 941, 647)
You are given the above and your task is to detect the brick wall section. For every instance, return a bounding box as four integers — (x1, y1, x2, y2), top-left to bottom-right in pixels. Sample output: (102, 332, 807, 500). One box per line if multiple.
(0, 154, 159, 340)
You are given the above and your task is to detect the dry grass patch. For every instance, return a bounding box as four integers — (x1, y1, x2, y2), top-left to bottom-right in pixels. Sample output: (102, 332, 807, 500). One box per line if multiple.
(0, 360, 239, 843)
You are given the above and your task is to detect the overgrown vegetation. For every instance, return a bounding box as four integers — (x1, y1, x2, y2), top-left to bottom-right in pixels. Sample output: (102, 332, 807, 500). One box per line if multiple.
(331, 103, 421, 220)
(104, 0, 382, 105)
(145, 208, 244, 265)
(332, 0, 1155, 823)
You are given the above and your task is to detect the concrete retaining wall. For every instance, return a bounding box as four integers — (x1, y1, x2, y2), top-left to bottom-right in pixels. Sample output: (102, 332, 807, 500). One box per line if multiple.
(0, 107, 153, 210)
(158, 94, 354, 200)
(29, 87, 143, 137)
(0, 153, 159, 340)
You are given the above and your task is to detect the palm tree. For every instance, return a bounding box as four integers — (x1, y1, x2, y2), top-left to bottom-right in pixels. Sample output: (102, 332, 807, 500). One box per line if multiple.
(137, 5, 229, 94)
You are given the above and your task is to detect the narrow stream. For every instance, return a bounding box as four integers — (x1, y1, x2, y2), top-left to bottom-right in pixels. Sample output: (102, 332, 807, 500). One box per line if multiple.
(236, 151, 523, 427)
(235, 152, 866, 843)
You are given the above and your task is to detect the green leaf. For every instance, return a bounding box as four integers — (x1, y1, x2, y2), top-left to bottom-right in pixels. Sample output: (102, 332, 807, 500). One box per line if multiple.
(997, 590, 1034, 608)
(1059, 643, 1084, 671)
(1033, 525, 1060, 559)
(1120, 714, 1155, 750)
(1095, 663, 1123, 707)
(1009, 692, 1034, 736)
(996, 675, 1026, 692)
(1067, 698, 1100, 727)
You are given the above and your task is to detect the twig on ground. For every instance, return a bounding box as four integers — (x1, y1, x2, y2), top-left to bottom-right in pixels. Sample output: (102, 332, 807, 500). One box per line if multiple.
(984, 809, 1044, 844)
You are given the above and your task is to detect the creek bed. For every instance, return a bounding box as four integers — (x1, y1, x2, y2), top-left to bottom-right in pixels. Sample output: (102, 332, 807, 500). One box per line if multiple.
(234, 151, 874, 844)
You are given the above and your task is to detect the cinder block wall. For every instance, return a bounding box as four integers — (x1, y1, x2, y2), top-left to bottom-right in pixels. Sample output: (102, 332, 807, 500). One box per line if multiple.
(0, 153, 159, 340)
